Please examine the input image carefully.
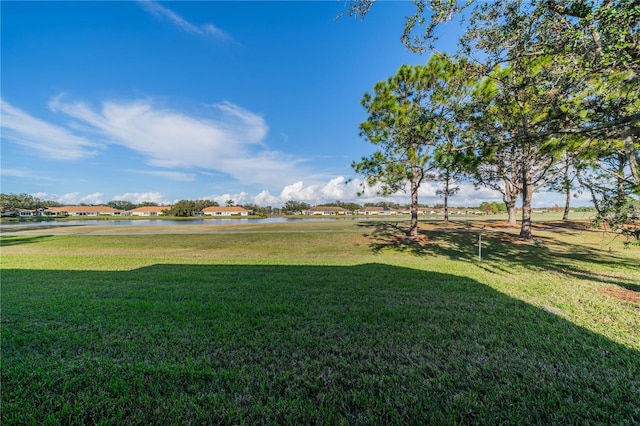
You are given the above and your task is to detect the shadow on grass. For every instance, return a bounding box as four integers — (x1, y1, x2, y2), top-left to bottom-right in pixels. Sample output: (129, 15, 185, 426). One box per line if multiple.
(0, 235, 52, 246)
(364, 222, 640, 292)
(2, 263, 639, 424)
(0, 224, 87, 234)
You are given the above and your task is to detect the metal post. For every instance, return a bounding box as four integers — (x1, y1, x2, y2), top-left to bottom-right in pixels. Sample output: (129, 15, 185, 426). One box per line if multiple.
(478, 233, 482, 261)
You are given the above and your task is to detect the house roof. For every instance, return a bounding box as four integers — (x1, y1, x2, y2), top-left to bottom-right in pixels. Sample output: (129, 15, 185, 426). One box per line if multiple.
(358, 206, 398, 212)
(47, 205, 124, 213)
(128, 206, 169, 213)
(201, 206, 250, 213)
(306, 206, 348, 212)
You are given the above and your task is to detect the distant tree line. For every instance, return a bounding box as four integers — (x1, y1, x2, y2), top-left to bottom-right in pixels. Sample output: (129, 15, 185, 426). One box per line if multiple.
(0, 193, 62, 211)
(164, 200, 219, 217)
(1, 193, 596, 219)
(106, 200, 159, 211)
(479, 202, 508, 215)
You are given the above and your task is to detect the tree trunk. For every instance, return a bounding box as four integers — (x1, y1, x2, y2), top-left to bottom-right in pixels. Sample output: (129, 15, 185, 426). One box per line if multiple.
(505, 198, 517, 225)
(503, 177, 519, 226)
(624, 134, 639, 186)
(408, 175, 419, 238)
(615, 152, 627, 210)
(443, 181, 449, 224)
(579, 172, 605, 218)
(562, 156, 571, 220)
(562, 185, 570, 220)
(519, 178, 533, 239)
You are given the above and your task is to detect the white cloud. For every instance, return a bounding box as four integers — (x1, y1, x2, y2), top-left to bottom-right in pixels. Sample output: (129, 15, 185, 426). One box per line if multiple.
(4, 96, 314, 190)
(112, 192, 171, 205)
(138, 1, 232, 41)
(131, 170, 197, 182)
(451, 182, 503, 206)
(199, 192, 251, 206)
(36, 192, 106, 205)
(247, 176, 509, 207)
(45, 96, 306, 187)
(273, 177, 404, 205)
(78, 192, 105, 205)
(0, 99, 100, 160)
(30, 192, 51, 200)
(209, 101, 267, 142)
(1, 169, 57, 182)
(249, 177, 380, 206)
(253, 190, 281, 207)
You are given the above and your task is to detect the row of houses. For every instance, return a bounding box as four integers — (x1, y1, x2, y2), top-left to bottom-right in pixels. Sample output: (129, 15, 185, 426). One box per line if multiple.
(10, 205, 252, 217)
(301, 206, 485, 216)
(7, 204, 493, 218)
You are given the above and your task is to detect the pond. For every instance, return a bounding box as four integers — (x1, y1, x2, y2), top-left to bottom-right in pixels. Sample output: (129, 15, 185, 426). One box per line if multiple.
(1, 217, 344, 226)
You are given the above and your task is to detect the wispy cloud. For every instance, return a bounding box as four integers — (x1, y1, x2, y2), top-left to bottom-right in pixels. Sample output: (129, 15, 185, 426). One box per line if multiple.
(138, 1, 232, 41)
(26, 95, 309, 188)
(35, 192, 106, 205)
(3, 95, 316, 192)
(0, 168, 57, 182)
(200, 192, 252, 206)
(112, 192, 171, 205)
(0, 99, 101, 160)
(130, 170, 197, 182)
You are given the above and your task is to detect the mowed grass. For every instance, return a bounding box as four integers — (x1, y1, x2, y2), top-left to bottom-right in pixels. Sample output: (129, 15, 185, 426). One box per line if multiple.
(1, 219, 639, 424)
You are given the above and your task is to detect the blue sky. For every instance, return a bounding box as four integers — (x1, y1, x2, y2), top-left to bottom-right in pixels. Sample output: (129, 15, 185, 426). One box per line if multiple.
(1, 1, 579, 207)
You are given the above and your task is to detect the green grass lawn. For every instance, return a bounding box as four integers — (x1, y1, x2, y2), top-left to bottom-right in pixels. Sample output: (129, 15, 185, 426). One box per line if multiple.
(1, 220, 639, 424)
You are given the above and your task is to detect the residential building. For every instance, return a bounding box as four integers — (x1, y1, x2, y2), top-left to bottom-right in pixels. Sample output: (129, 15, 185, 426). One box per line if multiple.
(17, 209, 34, 217)
(128, 206, 169, 216)
(302, 206, 349, 215)
(355, 206, 400, 215)
(201, 206, 252, 216)
(46, 206, 124, 216)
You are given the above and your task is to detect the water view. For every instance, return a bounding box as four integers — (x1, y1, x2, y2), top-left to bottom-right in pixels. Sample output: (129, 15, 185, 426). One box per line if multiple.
(1, 217, 338, 226)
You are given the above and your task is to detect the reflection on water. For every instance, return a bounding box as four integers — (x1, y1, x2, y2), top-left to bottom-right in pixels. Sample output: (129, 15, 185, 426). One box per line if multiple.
(2, 218, 340, 226)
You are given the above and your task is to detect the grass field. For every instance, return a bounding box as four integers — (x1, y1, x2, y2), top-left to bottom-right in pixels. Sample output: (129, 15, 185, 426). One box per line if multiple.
(1, 218, 639, 424)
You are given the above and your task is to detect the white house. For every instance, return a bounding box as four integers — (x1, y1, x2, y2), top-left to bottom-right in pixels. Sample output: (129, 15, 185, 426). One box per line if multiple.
(17, 209, 34, 217)
(302, 206, 349, 215)
(201, 206, 251, 216)
(355, 206, 400, 216)
(128, 206, 169, 216)
(46, 206, 125, 216)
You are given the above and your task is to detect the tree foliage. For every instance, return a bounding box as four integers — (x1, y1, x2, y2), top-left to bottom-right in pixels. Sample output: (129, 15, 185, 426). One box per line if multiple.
(322, 200, 363, 212)
(282, 200, 311, 215)
(347, 0, 639, 240)
(194, 199, 219, 211)
(353, 56, 468, 237)
(107, 200, 137, 211)
(167, 200, 197, 217)
(166, 199, 218, 217)
(464, 58, 569, 237)
(433, 146, 462, 223)
(546, 154, 580, 220)
(0, 193, 61, 211)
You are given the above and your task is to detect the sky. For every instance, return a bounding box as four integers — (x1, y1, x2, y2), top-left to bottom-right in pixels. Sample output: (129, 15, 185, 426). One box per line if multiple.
(1, 1, 587, 208)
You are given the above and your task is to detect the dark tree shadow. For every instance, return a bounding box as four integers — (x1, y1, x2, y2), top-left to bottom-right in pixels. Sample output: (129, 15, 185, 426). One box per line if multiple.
(2, 263, 639, 424)
(0, 235, 52, 246)
(364, 222, 640, 292)
(0, 224, 87, 234)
